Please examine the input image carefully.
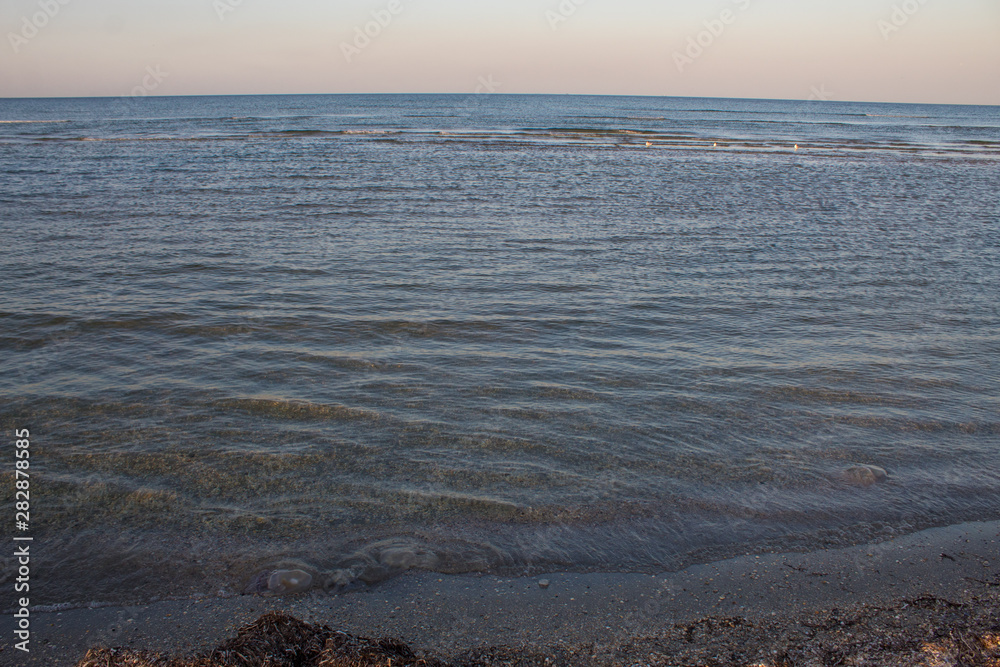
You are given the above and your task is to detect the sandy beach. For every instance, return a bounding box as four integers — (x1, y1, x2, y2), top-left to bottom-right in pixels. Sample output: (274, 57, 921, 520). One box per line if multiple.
(2, 520, 997, 666)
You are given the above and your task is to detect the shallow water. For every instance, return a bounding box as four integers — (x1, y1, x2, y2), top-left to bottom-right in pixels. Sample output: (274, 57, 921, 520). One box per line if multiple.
(1, 95, 998, 605)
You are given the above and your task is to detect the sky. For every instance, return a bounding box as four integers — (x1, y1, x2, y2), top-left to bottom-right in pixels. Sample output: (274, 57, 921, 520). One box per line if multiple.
(1, 0, 998, 104)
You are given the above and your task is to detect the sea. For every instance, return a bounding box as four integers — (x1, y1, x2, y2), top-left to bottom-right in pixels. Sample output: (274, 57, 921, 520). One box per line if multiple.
(1, 94, 998, 607)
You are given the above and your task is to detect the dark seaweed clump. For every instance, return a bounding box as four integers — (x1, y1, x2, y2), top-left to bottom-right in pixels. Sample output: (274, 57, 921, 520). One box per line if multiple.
(76, 590, 1000, 667)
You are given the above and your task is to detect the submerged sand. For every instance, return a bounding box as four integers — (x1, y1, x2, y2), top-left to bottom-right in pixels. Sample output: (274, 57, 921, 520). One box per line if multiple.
(2, 521, 997, 666)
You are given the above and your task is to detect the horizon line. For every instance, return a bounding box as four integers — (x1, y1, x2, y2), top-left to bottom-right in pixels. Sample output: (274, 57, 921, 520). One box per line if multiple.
(1, 92, 997, 108)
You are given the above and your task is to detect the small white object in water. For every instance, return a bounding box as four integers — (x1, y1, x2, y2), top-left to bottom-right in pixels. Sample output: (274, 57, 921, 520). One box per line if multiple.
(268, 569, 313, 595)
(844, 465, 888, 487)
(794, 144, 799, 151)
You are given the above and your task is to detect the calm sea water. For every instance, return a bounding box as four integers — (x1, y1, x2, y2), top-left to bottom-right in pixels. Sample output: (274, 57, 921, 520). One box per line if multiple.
(1, 95, 998, 606)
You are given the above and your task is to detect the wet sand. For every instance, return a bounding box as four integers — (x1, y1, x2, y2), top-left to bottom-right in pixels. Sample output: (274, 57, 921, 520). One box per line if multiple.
(2, 520, 998, 666)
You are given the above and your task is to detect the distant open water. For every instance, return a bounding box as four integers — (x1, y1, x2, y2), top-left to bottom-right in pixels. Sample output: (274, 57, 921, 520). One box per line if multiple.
(1, 95, 998, 606)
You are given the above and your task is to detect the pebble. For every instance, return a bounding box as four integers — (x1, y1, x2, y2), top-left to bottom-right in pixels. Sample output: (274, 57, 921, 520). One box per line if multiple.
(539, 579, 551, 589)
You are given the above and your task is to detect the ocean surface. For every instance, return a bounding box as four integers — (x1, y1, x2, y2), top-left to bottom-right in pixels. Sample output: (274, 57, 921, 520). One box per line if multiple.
(1, 94, 998, 607)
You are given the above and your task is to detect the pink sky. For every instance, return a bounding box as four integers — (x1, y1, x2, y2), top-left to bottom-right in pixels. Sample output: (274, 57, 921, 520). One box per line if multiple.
(2, 0, 998, 104)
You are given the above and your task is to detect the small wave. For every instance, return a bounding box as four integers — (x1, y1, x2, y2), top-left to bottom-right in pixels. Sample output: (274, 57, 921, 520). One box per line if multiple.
(533, 127, 655, 135)
(670, 109, 860, 118)
(567, 115, 669, 122)
(832, 415, 1000, 434)
(764, 385, 917, 407)
(269, 129, 341, 137)
(30, 136, 96, 142)
(531, 384, 609, 402)
(294, 353, 400, 372)
(347, 318, 506, 340)
(18, 313, 194, 333)
(257, 265, 330, 276)
(0, 119, 70, 124)
(215, 397, 382, 422)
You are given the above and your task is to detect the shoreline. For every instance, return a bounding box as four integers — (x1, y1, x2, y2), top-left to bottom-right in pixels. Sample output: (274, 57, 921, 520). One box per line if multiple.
(2, 520, 998, 666)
